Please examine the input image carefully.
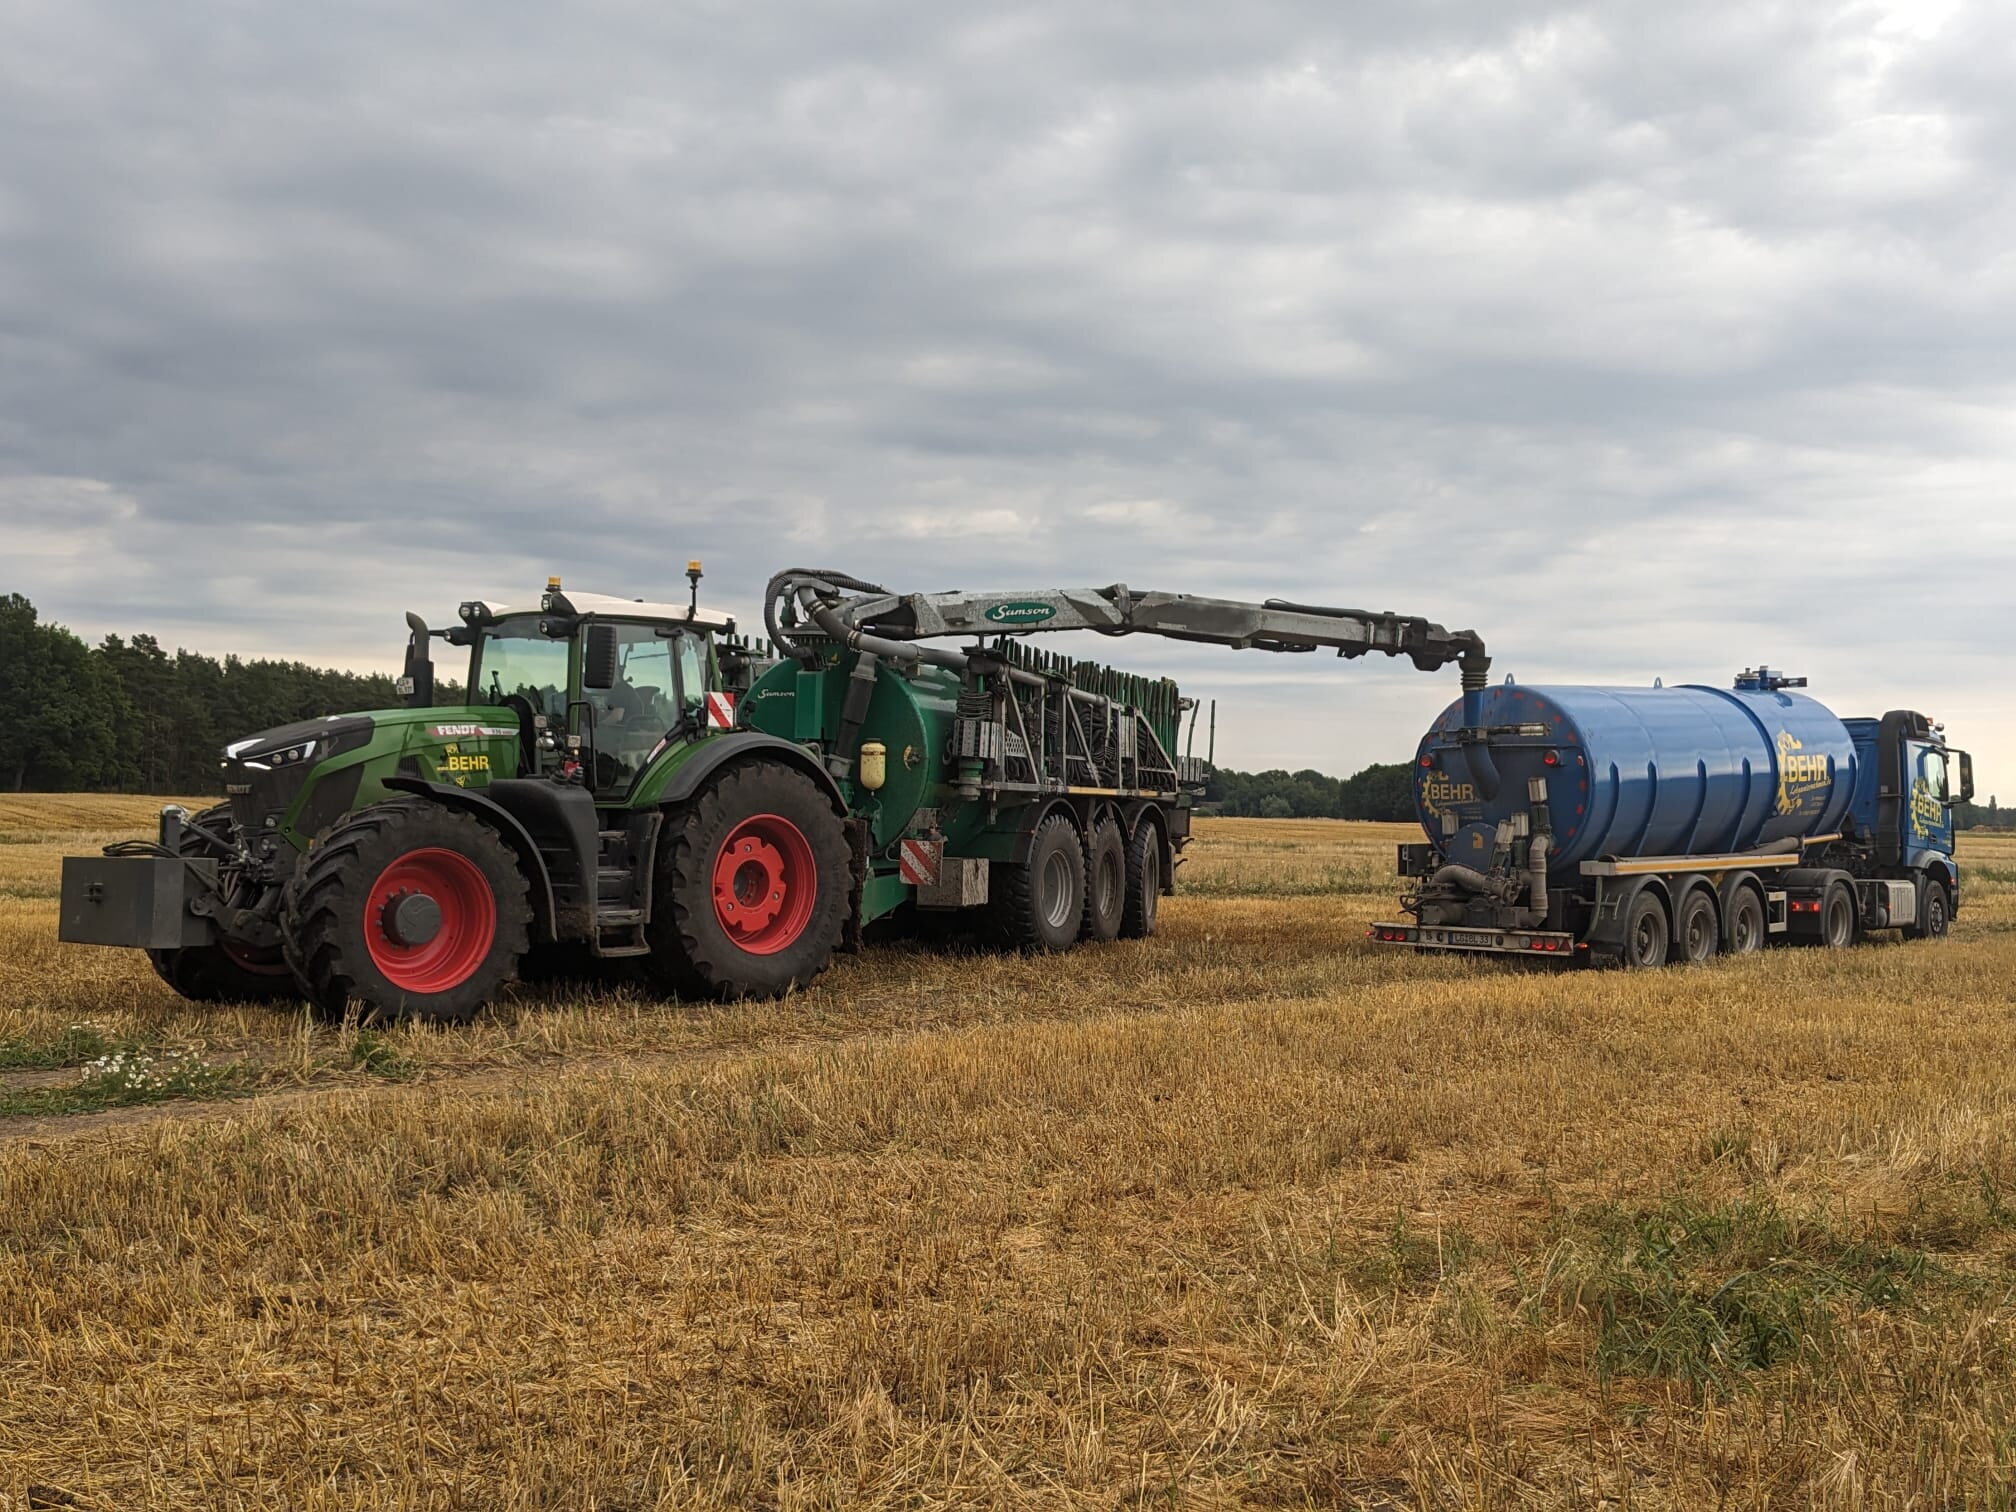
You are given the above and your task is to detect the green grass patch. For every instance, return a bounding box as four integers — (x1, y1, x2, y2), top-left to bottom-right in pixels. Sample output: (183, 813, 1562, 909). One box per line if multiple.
(347, 1029, 419, 1082)
(1540, 1194, 1948, 1398)
(0, 1049, 251, 1118)
(0, 1022, 148, 1070)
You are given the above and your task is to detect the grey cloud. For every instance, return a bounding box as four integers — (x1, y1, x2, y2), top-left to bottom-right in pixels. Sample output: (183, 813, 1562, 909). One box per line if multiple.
(2, 0, 2012, 788)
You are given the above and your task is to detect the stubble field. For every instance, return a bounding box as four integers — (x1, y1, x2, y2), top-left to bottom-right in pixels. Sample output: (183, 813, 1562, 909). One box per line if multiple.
(3, 795, 2016, 1509)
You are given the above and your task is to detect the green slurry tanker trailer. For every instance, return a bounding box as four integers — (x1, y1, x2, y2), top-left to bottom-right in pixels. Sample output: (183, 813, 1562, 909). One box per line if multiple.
(59, 564, 1491, 1021)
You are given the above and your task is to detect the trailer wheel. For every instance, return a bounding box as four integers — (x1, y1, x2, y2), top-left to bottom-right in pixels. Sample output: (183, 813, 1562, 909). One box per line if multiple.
(1724, 886, 1766, 956)
(1119, 820, 1163, 940)
(646, 759, 851, 999)
(1081, 817, 1126, 943)
(1621, 891, 1670, 970)
(993, 815, 1085, 952)
(1820, 882, 1858, 949)
(282, 801, 531, 1023)
(1904, 878, 1951, 941)
(1670, 890, 1720, 965)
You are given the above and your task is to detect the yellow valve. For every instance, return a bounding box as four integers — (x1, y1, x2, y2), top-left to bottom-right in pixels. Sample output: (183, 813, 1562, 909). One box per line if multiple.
(859, 741, 887, 791)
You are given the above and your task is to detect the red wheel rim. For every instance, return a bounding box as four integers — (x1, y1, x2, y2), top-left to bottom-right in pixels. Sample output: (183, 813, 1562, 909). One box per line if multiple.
(364, 847, 497, 993)
(711, 813, 818, 955)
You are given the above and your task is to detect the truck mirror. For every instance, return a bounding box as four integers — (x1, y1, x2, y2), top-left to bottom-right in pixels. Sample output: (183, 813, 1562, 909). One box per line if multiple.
(402, 612, 435, 708)
(584, 624, 619, 691)
(1957, 751, 1975, 805)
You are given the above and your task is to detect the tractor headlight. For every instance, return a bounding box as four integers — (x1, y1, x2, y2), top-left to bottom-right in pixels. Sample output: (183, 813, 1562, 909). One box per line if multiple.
(244, 739, 318, 771)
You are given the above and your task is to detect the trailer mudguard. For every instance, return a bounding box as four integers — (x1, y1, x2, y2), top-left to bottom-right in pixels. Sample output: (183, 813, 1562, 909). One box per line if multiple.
(653, 734, 848, 815)
(1584, 874, 1671, 961)
(380, 776, 571, 942)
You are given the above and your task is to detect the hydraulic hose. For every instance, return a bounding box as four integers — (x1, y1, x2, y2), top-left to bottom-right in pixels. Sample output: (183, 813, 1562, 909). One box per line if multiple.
(764, 568, 888, 665)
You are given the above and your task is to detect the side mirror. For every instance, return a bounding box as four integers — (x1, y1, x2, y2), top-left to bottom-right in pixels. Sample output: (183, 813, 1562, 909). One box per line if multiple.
(401, 612, 435, 708)
(1956, 751, 1975, 806)
(584, 624, 619, 691)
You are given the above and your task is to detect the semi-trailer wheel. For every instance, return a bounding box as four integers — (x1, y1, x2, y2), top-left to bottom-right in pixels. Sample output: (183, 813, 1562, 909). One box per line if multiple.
(645, 759, 851, 1000)
(147, 804, 296, 1004)
(1621, 891, 1670, 969)
(1904, 878, 1952, 941)
(1081, 817, 1126, 943)
(282, 801, 531, 1023)
(993, 814, 1085, 952)
(1119, 820, 1163, 939)
(1724, 886, 1766, 956)
(1670, 890, 1719, 964)
(1820, 882, 1858, 949)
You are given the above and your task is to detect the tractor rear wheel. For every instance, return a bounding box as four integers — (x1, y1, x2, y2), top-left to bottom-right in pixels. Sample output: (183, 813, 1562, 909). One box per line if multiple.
(1119, 820, 1163, 939)
(993, 815, 1085, 952)
(645, 760, 851, 1000)
(147, 804, 296, 1005)
(282, 801, 531, 1023)
(1081, 817, 1126, 943)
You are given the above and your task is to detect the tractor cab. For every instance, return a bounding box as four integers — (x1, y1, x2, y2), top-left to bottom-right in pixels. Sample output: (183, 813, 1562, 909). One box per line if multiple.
(417, 567, 741, 800)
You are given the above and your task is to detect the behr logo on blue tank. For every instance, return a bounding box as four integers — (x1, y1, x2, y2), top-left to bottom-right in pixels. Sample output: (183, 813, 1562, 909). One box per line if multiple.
(1775, 731, 1832, 815)
(1420, 773, 1477, 813)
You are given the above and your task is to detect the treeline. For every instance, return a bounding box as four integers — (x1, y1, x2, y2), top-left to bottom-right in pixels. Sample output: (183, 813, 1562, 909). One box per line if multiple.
(1203, 762, 1415, 822)
(1, 593, 406, 793)
(1958, 798, 2015, 831)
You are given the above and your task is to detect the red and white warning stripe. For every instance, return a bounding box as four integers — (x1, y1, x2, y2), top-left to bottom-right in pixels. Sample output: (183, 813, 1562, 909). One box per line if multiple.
(705, 691, 737, 730)
(898, 838, 942, 887)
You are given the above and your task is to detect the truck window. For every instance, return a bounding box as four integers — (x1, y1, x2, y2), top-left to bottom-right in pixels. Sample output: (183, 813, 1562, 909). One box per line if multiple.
(588, 624, 678, 792)
(674, 633, 707, 721)
(1922, 748, 1949, 803)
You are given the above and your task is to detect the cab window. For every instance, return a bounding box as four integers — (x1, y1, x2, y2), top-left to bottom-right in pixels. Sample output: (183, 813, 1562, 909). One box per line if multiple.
(1922, 748, 1949, 802)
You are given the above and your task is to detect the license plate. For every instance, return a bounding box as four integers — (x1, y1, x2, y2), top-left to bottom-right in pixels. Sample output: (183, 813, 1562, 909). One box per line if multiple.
(1448, 930, 1499, 948)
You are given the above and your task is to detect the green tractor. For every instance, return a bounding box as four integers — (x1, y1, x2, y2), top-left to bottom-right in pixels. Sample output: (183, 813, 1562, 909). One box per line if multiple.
(60, 566, 1201, 1021)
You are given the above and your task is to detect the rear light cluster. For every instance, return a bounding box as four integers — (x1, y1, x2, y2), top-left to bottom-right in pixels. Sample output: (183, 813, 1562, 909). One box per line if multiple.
(1790, 900, 1822, 914)
(1370, 927, 1416, 943)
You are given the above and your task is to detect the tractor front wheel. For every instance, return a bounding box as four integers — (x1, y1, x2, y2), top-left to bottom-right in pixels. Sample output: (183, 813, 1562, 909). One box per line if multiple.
(646, 760, 851, 1000)
(282, 802, 531, 1022)
(148, 941, 296, 1005)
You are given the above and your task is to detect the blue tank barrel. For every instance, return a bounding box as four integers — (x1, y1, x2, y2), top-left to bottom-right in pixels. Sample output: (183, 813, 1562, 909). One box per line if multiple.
(1415, 680, 1860, 878)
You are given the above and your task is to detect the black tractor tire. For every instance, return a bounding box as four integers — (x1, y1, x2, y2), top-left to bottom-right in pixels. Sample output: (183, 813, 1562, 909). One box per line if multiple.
(1724, 886, 1766, 956)
(281, 801, 531, 1023)
(1904, 877, 1952, 941)
(1081, 817, 1127, 943)
(147, 942, 297, 1005)
(992, 814, 1086, 952)
(1820, 881, 1858, 950)
(644, 759, 851, 1000)
(1119, 819, 1164, 940)
(1670, 890, 1720, 964)
(1621, 890, 1670, 970)
(145, 804, 297, 1004)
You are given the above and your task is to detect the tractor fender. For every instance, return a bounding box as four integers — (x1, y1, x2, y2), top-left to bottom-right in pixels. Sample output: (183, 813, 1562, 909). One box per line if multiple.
(654, 734, 849, 815)
(380, 777, 562, 942)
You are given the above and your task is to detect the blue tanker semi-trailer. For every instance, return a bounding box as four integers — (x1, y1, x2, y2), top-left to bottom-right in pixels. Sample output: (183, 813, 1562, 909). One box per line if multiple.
(1368, 667, 1975, 968)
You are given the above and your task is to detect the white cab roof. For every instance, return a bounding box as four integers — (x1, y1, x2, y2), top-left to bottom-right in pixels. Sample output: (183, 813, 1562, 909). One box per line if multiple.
(463, 588, 737, 633)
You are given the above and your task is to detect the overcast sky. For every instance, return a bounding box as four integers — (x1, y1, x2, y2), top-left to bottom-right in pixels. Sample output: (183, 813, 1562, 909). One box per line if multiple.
(3, 0, 2012, 790)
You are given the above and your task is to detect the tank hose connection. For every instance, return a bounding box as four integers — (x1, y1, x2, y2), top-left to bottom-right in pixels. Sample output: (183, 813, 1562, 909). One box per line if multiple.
(827, 650, 882, 783)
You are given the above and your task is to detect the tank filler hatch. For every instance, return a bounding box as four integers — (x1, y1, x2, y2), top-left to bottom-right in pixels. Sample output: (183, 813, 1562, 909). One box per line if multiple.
(1734, 666, 1808, 693)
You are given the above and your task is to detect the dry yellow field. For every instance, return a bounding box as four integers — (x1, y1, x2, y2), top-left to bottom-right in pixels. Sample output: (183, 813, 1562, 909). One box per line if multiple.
(4, 797, 2016, 1509)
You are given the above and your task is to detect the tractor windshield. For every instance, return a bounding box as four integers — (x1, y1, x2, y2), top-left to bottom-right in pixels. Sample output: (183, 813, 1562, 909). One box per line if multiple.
(472, 617, 570, 720)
